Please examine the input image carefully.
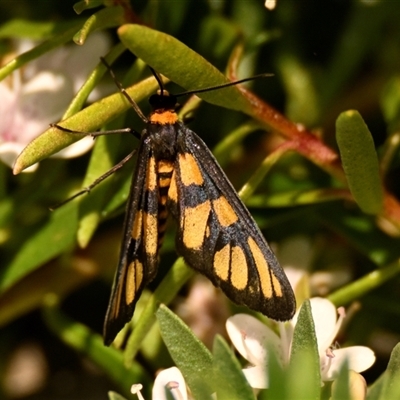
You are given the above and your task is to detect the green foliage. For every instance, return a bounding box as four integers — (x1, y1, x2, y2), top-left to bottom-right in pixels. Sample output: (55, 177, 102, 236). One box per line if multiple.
(1, 0, 400, 398)
(287, 300, 321, 400)
(368, 344, 400, 400)
(212, 335, 256, 400)
(336, 110, 383, 215)
(156, 305, 214, 399)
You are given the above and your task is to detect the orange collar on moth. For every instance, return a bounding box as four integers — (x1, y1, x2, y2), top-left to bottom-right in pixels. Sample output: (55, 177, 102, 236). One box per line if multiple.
(149, 110, 178, 125)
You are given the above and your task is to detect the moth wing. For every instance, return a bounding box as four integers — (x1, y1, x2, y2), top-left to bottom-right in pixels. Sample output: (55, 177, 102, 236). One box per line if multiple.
(103, 136, 160, 345)
(169, 125, 295, 320)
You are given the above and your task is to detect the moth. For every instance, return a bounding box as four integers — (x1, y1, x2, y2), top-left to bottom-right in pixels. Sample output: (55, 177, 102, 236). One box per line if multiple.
(100, 64, 296, 345)
(55, 60, 296, 345)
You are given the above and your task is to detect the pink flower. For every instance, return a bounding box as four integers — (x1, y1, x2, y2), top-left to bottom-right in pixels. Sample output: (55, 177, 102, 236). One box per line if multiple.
(0, 32, 110, 172)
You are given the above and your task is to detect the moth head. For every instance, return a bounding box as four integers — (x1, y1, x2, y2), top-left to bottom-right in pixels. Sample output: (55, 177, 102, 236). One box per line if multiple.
(149, 91, 178, 112)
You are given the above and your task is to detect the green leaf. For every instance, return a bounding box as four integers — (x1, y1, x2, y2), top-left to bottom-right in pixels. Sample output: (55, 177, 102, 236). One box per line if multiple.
(368, 372, 386, 400)
(102, 167, 133, 216)
(380, 78, 400, 174)
(0, 202, 78, 293)
(246, 188, 349, 208)
(73, 6, 126, 45)
(118, 24, 253, 114)
(0, 19, 80, 39)
(0, 23, 82, 81)
(13, 76, 160, 173)
(42, 295, 149, 398)
(62, 42, 127, 119)
(108, 392, 128, 400)
(74, 0, 104, 14)
(381, 77, 400, 131)
(267, 341, 287, 400)
(212, 335, 256, 400)
(331, 361, 351, 400)
(319, 207, 400, 266)
(212, 120, 263, 167)
(287, 300, 320, 400)
(198, 15, 240, 61)
(328, 260, 400, 307)
(76, 133, 122, 248)
(375, 343, 400, 399)
(336, 110, 383, 215)
(277, 53, 319, 126)
(156, 304, 214, 400)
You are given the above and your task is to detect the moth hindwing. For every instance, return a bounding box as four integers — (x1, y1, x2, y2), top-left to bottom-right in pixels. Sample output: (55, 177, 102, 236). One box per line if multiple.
(97, 68, 296, 345)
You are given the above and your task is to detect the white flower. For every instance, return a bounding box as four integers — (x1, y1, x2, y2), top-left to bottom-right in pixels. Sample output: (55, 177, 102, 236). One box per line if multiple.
(0, 31, 111, 172)
(264, 0, 277, 10)
(132, 367, 189, 400)
(226, 298, 375, 388)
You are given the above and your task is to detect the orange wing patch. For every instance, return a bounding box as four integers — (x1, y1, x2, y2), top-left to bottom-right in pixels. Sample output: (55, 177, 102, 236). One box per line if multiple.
(214, 244, 231, 281)
(247, 237, 283, 298)
(182, 201, 211, 249)
(179, 153, 204, 186)
(126, 260, 144, 304)
(212, 197, 238, 227)
(230, 246, 248, 290)
(143, 212, 158, 256)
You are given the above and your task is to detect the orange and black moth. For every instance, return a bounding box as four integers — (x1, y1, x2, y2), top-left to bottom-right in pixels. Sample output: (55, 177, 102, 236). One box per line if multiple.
(103, 76, 296, 346)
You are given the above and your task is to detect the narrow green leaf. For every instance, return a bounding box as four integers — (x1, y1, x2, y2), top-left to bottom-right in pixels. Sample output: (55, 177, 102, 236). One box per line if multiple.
(277, 53, 319, 126)
(73, 6, 126, 45)
(212, 121, 264, 167)
(62, 42, 126, 119)
(381, 77, 400, 131)
(238, 146, 289, 201)
(380, 78, 400, 175)
(0, 23, 82, 81)
(118, 24, 253, 114)
(328, 260, 400, 307)
(74, 0, 104, 14)
(376, 343, 400, 399)
(102, 167, 133, 216)
(42, 295, 149, 398)
(246, 188, 350, 208)
(156, 304, 214, 400)
(0, 19, 80, 39)
(331, 361, 351, 400)
(336, 110, 383, 215)
(13, 76, 160, 173)
(76, 134, 122, 248)
(0, 202, 78, 293)
(319, 207, 400, 266)
(213, 335, 256, 400)
(287, 300, 320, 400)
(267, 342, 288, 400)
(108, 391, 128, 400)
(368, 374, 385, 400)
